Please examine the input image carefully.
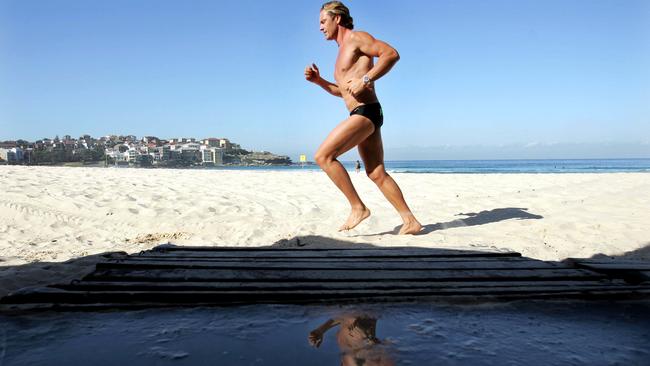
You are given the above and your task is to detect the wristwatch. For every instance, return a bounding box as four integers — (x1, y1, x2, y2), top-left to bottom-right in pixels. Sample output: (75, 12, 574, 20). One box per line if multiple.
(362, 74, 371, 85)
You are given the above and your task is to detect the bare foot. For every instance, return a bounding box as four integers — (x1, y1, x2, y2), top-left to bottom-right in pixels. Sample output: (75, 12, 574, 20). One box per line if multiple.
(338, 207, 371, 231)
(398, 219, 422, 235)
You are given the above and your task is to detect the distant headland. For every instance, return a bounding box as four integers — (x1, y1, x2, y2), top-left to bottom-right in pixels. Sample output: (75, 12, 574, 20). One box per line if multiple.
(0, 135, 292, 167)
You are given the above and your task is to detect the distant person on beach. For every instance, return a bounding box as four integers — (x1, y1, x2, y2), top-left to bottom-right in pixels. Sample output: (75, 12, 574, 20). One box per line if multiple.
(355, 160, 361, 173)
(304, 1, 422, 234)
(309, 314, 395, 366)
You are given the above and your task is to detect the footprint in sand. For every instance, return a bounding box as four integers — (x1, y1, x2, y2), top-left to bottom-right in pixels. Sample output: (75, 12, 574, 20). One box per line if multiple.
(50, 221, 63, 229)
(128, 208, 139, 214)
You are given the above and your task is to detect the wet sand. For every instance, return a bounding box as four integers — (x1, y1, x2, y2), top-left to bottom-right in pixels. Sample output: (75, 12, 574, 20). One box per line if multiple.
(1, 301, 649, 365)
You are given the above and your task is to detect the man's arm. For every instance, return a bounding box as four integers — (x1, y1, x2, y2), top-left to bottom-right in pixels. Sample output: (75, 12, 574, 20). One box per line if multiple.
(308, 318, 341, 348)
(355, 31, 400, 82)
(315, 77, 342, 97)
(305, 63, 342, 97)
(345, 32, 400, 97)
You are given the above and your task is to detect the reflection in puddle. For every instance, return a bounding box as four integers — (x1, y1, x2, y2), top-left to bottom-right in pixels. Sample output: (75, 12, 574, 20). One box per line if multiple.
(1, 301, 649, 365)
(309, 312, 394, 366)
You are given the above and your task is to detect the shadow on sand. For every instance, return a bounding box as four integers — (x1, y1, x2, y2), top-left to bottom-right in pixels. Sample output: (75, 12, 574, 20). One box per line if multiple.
(585, 242, 650, 261)
(359, 207, 543, 236)
(271, 235, 650, 262)
(0, 253, 110, 299)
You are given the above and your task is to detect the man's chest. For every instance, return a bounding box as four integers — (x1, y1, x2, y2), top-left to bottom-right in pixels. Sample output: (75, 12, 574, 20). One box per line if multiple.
(334, 45, 360, 80)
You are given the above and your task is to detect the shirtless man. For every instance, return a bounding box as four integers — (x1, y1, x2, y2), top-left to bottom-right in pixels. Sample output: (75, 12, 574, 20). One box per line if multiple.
(308, 313, 395, 366)
(304, 1, 422, 235)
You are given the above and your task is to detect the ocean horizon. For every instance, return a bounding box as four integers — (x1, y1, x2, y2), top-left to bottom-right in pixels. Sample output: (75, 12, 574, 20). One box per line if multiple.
(205, 158, 650, 174)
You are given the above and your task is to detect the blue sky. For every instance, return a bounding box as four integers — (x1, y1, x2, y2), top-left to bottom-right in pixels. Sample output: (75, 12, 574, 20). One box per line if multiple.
(1, 0, 649, 160)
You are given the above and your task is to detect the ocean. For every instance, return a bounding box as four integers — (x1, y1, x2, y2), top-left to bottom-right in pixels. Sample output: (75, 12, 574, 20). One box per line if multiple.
(211, 159, 650, 174)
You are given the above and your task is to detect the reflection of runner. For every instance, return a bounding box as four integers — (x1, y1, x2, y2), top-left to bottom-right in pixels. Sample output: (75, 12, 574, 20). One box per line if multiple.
(304, 1, 422, 234)
(309, 314, 395, 366)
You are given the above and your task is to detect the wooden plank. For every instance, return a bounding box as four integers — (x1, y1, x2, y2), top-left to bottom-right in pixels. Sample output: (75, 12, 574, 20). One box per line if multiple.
(3, 285, 649, 305)
(640, 271, 650, 281)
(135, 248, 522, 259)
(84, 268, 606, 282)
(148, 245, 515, 254)
(117, 255, 532, 263)
(136, 252, 523, 259)
(569, 260, 650, 283)
(95, 259, 563, 271)
(8, 288, 650, 310)
(6, 247, 650, 308)
(51, 280, 623, 292)
(571, 260, 650, 271)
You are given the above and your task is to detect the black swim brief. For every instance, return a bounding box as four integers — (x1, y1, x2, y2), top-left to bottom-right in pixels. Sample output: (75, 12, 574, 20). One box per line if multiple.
(350, 102, 383, 129)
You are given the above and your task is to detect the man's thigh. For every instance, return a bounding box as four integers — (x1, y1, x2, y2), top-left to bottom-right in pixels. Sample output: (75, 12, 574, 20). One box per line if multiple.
(358, 127, 384, 172)
(316, 115, 375, 158)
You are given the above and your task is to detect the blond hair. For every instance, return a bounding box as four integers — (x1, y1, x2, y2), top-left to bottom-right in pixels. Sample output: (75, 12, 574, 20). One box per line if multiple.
(321, 1, 354, 29)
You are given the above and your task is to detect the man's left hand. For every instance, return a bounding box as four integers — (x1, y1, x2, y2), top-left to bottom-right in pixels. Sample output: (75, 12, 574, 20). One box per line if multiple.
(346, 78, 373, 97)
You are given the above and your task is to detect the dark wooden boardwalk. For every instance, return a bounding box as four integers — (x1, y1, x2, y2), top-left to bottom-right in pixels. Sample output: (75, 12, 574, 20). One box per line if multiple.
(2, 245, 649, 309)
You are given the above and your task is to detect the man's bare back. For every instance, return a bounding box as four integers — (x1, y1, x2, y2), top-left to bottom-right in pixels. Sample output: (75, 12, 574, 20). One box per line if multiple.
(304, 1, 422, 235)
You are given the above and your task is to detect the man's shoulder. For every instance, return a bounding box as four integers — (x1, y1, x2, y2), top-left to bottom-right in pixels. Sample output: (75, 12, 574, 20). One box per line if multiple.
(349, 30, 374, 42)
(348, 31, 375, 50)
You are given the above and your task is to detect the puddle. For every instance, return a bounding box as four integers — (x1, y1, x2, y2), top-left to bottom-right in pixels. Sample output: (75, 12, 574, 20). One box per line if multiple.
(1, 300, 649, 365)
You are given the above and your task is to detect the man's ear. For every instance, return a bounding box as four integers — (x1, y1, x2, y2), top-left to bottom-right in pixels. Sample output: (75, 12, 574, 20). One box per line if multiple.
(334, 14, 341, 26)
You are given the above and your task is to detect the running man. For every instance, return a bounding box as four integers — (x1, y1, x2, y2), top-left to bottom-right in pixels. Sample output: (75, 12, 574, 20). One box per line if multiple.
(304, 1, 422, 235)
(309, 313, 395, 366)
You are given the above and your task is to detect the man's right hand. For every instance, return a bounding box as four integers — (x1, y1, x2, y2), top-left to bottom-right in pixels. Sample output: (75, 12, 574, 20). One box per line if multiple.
(304, 63, 320, 83)
(308, 329, 324, 348)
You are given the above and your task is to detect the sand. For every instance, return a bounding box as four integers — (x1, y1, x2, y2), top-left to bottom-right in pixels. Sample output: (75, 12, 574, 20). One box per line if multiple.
(1, 165, 649, 296)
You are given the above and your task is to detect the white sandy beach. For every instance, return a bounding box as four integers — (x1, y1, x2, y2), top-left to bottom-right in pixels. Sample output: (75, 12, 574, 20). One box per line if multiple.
(1, 165, 649, 295)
